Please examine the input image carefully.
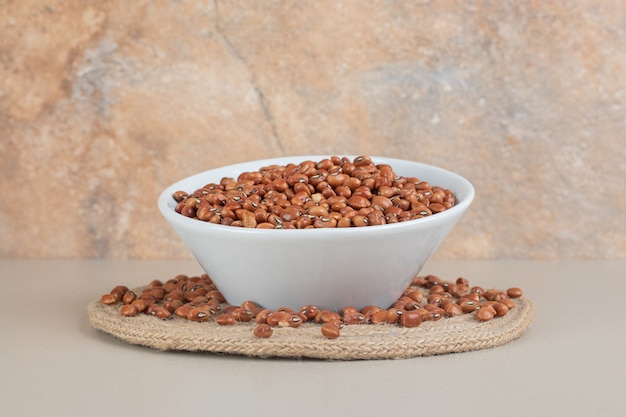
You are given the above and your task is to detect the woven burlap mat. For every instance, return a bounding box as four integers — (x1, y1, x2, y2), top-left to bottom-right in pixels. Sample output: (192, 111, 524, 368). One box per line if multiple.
(88, 290, 534, 360)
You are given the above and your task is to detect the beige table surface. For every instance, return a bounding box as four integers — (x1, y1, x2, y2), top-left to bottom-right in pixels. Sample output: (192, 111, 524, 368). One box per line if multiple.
(1, 259, 624, 417)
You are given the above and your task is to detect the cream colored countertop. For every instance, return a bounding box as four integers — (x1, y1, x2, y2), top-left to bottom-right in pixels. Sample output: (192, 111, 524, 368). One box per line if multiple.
(1, 259, 624, 416)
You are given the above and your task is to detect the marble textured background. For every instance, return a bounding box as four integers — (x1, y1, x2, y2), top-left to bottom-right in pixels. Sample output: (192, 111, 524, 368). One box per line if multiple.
(1, 0, 625, 259)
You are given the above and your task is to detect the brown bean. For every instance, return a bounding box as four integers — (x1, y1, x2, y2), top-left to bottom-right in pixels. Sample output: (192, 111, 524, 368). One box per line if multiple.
(352, 186, 373, 200)
(173, 190, 189, 202)
(424, 275, 442, 287)
(122, 291, 137, 305)
(470, 286, 484, 296)
(353, 155, 372, 166)
(507, 287, 523, 298)
(346, 195, 370, 209)
(240, 300, 258, 311)
(429, 284, 445, 294)
(475, 306, 495, 321)
(266, 311, 292, 327)
(215, 313, 236, 326)
(315, 310, 341, 324)
(232, 308, 254, 322)
(292, 181, 311, 196)
(427, 307, 445, 321)
(174, 303, 194, 318)
(339, 176, 359, 191)
(463, 293, 481, 303)
(370, 195, 393, 210)
(185, 292, 206, 304)
(294, 215, 313, 229)
(254, 207, 269, 223)
(313, 217, 337, 228)
(131, 298, 149, 313)
(459, 299, 479, 313)
(341, 162, 355, 175)
(367, 210, 385, 226)
(299, 305, 320, 321)
(222, 305, 238, 315)
(120, 304, 139, 317)
(100, 293, 117, 305)
(402, 299, 421, 311)
(180, 205, 196, 218)
(255, 309, 272, 324)
(411, 277, 428, 287)
(241, 210, 257, 228)
(361, 178, 376, 190)
(429, 203, 447, 213)
(427, 293, 444, 306)
(370, 309, 390, 324)
(326, 172, 348, 188)
(187, 307, 211, 322)
(456, 277, 469, 286)
(447, 283, 466, 298)
(208, 290, 226, 303)
(342, 309, 366, 325)
(352, 215, 368, 227)
(110, 285, 129, 301)
(493, 292, 510, 302)
(443, 303, 463, 317)
(163, 299, 184, 313)
(400, 310, 422, 327)
(307, 205, 330, 218)
(253, 324, 273, 338)
(321, 321, 341, 339)
(386, 308, 403, 324)
(483, 289, 497, 301)
(390, 300, 409, 310)
(492, 302, 509, 317)
(287, 314, 303, 328)
(281, 207, 303, 222)
(404, 290, 423, 303)
(337, 216, 352, 227)
(164, 289, 184, 302)
(360, 305, 382, 316)
(151, 306, 171, 320)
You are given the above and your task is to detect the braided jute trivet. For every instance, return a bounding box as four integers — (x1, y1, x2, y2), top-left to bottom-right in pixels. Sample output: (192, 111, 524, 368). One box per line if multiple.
(88, 291, 534, 360)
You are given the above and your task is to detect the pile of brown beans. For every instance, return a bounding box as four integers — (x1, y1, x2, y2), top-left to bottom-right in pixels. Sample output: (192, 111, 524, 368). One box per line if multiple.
(100, 273, 523, 340)
(172, 155, 456, 228)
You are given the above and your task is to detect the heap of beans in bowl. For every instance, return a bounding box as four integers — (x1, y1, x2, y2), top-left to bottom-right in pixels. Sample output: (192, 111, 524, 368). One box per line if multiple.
(172, 155, 456, 228)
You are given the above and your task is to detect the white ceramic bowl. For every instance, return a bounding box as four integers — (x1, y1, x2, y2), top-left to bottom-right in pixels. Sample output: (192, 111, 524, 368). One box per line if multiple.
(158, 156, 474, 311)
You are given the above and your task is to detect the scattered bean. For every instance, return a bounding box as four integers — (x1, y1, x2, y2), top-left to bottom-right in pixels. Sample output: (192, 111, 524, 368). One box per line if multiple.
(100, 271, 525, 340)
(100, 293, 117, 305)
(152, 306, 171, 320)
(492, 302, 509, 317)
(507, 287, 523, 298)
(475, 306, 495, 322)
(253, 324, 273, 338)
(321, 321, 341, 339)
(188, 307, 211, 322)
(400, 310, 422, 328)
(215, 314, 236, 326)
(122, 291, 137, 305)
(255, 309, 272, 324)
(369, 308, 390, 324)
(120, 304, 138, 317)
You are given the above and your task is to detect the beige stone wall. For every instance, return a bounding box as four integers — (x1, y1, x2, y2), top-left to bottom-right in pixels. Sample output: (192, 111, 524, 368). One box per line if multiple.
(1, 0, 624, 259)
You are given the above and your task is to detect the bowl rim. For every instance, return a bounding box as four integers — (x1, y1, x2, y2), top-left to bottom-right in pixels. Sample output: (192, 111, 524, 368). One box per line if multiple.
(157, 155, 475, 235)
